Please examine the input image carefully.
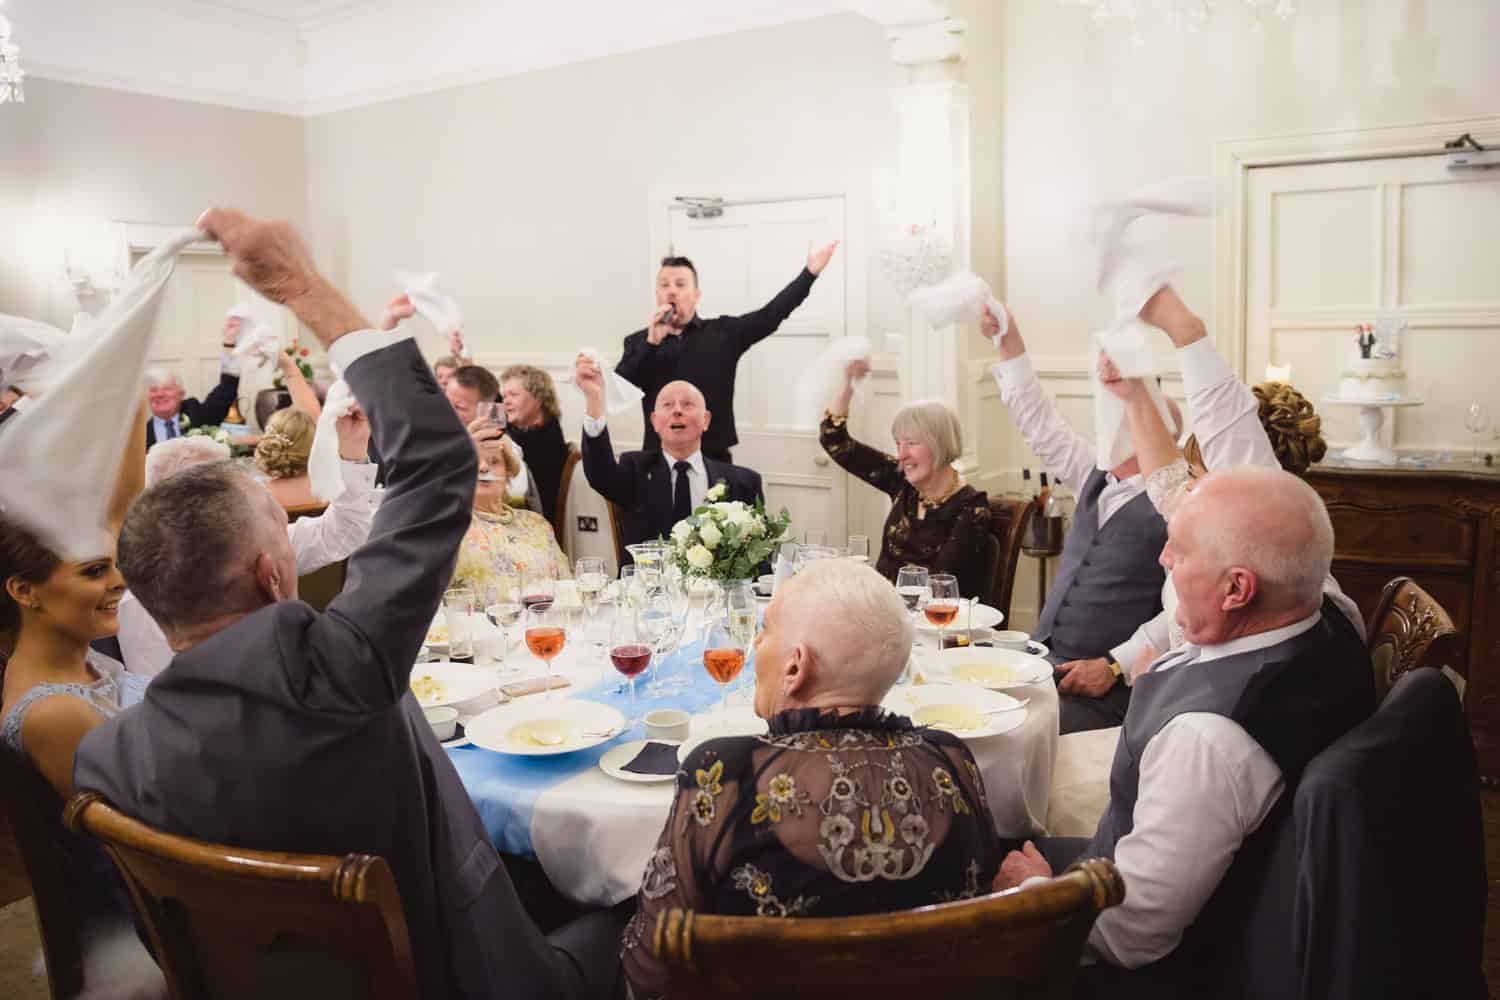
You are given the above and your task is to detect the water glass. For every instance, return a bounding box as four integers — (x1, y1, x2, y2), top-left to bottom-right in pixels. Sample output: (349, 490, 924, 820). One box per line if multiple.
(443, 586, 475, 663)
(521, 563, 558, 609)
(847, 535, 871, 564)
(640, 590, 682, 696)
(895, 564, 929, 636)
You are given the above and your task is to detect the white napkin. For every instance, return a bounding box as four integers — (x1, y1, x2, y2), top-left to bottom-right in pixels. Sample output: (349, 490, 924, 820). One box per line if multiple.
(906, 272, 1009, 337)
(1089, 176, 1214, 322)
(1092, 320, 1174, 471)
(793, 335, 873, 428)
(0, 229, 203, 560)
(577, 347, 644, 415)
(397, 271, 463, 336)
(0, 315, 68, 391)
(309, 380, 358, 502)
(226, 303, 280, 364)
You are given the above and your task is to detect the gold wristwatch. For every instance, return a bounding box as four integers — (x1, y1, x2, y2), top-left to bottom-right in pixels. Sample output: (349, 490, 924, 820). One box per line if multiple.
(1105, 653, 1123, 679)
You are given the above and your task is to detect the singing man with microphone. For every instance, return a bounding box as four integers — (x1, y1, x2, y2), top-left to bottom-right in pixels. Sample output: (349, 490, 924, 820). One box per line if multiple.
(615, 242, 838, 463)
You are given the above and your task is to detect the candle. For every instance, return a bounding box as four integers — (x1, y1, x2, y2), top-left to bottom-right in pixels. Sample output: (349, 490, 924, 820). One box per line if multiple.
(1265, 363, 1291, 383)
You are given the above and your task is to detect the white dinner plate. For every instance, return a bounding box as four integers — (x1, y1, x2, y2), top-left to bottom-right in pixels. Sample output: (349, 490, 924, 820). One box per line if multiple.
(598, 740, 684, 784)
(926, 646, 1053, 691)
(466, 698, 627, 757)
(915, 601, 1005, 633)
(410, 661, 500, 709)
(883, 682, 1028, 739)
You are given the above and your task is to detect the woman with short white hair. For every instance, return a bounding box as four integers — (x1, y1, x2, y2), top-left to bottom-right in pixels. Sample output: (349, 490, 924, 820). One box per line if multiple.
(819, 359, 993, 596)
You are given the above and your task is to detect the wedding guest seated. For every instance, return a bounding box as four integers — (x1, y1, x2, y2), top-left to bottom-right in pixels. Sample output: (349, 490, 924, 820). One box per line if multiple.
(0, 421, 165, 997)
(457, 418, 570, 600)
(74, 208, 624, 1000)
(820, 358, 992, 597)
(0, 384, 25, 430)
(143, 313, 247, 449)
(501, 364, 570, 524)
(118, 405, 377, 679)
(574, 355, 762, 552)
(994, 467, 1375, 993)
(445, 361, 542, 511)
(254, 407, 318, 507)
(623, 558, 1007, 998)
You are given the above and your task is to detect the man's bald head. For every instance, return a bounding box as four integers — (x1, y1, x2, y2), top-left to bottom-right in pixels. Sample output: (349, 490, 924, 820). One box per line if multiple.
(1164, 466, 1332, 644)
(650, 380, 711, 459)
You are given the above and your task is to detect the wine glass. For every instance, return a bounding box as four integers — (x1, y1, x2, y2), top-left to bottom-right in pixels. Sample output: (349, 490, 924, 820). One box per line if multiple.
(485, 570, 522, 673)
(576, 557, 608, 650)
(480, 400, 507, 431)
(724, 581, 760, 704)
(524, 600, 568, 700)
(926, 573, 961, 648)
(1464, 403, 1490, 464)
(895, 565, 929, 635)
(639, 589, 681, 697)
(702, 616, 748, 729)
(520, 563, 558, 610)
(847, 535, 871, 564)
(610, 609, 652, 726)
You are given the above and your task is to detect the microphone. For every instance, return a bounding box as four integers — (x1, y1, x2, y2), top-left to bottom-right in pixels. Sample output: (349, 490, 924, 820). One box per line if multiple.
(660, 305, 676, 328)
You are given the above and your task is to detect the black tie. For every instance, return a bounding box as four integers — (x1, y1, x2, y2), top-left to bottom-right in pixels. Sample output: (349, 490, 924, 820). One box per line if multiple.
(165, 419, 179, 440)
(672, 460, 692, 522)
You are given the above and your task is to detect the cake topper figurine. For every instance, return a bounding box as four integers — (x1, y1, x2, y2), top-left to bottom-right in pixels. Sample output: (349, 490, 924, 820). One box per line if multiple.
(1356, 323, 1376, 359)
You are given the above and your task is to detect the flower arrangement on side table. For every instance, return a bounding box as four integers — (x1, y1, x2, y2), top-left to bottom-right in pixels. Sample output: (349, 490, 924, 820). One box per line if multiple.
(667, 482, 791, 582)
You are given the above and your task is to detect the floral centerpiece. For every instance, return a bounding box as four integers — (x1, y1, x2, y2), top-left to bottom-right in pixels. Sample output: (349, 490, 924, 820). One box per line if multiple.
(273, 340, 315, 388)
(185, 425, 233, 447)
(667, 482, 791, 582)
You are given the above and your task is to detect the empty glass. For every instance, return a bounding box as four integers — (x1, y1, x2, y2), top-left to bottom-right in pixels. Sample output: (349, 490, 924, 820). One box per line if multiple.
(639, 589, 682, 696)
(847, 535, 871, 564)
(1465, 403, 1490, 464)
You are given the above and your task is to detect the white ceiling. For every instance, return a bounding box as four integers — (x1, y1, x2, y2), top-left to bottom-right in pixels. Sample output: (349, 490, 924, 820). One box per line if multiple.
(5, 0, 857, 116)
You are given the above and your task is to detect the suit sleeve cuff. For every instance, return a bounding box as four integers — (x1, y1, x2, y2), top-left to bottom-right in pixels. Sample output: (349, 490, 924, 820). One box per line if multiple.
(991, 353, 1036, 392)
(1177, 337, 1235, 397)
(582, 414, 608, 437)
(327, 329, 415, 379)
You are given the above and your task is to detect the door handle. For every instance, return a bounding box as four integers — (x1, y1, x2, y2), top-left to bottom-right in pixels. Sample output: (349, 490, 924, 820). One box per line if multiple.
(813, 454, 830, 467)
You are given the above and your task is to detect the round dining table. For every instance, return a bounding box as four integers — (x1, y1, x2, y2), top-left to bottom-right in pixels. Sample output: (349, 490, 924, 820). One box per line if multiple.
(436, 604, 1059, 908)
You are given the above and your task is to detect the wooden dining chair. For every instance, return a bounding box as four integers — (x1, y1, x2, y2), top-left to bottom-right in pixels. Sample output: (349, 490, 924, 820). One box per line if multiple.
(0, 752, 85, 998)
(64, 793, 419, 1000)
(985, 497, 1032, 623)
(653, 858, 1123, 1000)
(1366, 576, 1462, 703)
(553, 443, 583, 550)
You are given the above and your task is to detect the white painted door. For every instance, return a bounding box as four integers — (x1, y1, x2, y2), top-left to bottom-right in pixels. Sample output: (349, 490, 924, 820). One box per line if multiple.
(136, 248, 297, 429)
(666, 196, 850, 545)
(1245, 155, 1500, 456)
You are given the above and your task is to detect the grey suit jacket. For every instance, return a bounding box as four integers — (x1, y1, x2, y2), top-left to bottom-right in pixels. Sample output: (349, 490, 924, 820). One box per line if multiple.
(77, 338, 590, 999)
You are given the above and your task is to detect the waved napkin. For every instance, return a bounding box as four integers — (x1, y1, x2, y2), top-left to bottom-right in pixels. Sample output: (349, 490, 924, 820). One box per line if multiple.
(907, 272, 1009, 337)
(793, 335, 872, 428)
(0, 315, 69, 391)
(577, 347, 644, 415)
(227, 304, 279, 364)
(0, 229, 204, 560)
(397, 271, 463, 336)
(310, 380, 358, 502)
(1092, 320, 1174, 471)
(1089, 176, 1214, 322)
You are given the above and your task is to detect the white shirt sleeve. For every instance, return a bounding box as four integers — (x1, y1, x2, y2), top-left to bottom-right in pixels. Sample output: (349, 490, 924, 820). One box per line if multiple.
(219, 347, 243, 376)
(117, 591, 175, 679)
(991, 354, 1098, 495)
(1110, 607, 1173, 687)
(1086, 712, 1284, 969)
(1177, 339, 1277, 471)
(286, 461, 378, 575)
(326, 329, 414, 378)
(582, 414, 608, 438)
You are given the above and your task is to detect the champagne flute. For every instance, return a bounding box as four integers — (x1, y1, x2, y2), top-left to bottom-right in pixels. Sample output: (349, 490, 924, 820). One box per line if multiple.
(702, 616, 748, 729)
(724, 581, 759, 704)
(1465, 402, 1490, 464)
(610, 609, 652, 726)
(639, 590, 680, 697)
(926, 573, 961, 649)
(524, 600, 567, 700)
(576, 557, 609, 654)
(520, 563, 557, 610)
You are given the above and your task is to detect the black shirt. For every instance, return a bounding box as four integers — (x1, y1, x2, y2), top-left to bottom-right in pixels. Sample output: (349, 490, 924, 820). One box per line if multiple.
(615, 267, 817, 457)
(506, 415, 569, 525)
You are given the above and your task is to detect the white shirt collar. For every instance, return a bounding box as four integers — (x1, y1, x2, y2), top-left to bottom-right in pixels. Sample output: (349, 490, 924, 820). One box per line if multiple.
(1192, 609, 1323, 664)
(662, 449, 706, 479)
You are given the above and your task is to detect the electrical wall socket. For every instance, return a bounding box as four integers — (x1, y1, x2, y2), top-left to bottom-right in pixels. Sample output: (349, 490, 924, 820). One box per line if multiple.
(577, 515, 599, 533)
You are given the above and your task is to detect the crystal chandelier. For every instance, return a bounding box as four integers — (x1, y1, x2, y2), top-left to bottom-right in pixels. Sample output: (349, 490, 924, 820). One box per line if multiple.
(1064, 0, 1297, 45)
(0, 14, 23, 104)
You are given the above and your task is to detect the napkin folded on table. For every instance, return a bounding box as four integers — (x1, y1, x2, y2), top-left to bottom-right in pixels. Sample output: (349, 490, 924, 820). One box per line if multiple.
(622, 741, 681, 775)
(0, 229, 203, 560)
(576, 347, 644, 416)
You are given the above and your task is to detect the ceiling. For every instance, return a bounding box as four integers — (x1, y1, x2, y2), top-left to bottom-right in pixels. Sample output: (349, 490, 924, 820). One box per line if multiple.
(6, 0, 856, 116)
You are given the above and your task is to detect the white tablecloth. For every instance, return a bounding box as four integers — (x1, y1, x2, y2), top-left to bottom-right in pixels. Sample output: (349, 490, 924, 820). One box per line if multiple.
(443, 612, 1061, 907)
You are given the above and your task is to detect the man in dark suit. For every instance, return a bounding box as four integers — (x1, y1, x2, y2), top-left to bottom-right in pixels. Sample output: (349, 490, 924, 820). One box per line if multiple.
(143, 327, 242, 448)
(75, 208, 623, 1000)
(575, 353, 762, 552)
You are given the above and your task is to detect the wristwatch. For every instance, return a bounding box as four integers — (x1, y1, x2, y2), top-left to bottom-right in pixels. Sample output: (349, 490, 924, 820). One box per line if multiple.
(1104, 652, 1123, 679)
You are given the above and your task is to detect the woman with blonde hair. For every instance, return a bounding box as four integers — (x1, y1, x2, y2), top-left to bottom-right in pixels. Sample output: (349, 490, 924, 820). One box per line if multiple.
(500, 364, 570, 525)
(820, 359, 992, 596)
(254, 407, 318, 507)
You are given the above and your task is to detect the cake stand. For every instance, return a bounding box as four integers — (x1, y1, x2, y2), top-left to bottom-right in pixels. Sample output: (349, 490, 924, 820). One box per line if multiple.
(1321, 395, 1425, 464)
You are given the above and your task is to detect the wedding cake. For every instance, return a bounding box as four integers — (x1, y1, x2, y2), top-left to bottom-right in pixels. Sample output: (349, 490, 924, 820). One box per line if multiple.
(1339, 356, 1407, 401)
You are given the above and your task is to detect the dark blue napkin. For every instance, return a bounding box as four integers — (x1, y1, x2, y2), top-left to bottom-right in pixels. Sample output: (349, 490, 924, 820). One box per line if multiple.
(622, 741, 680, 775)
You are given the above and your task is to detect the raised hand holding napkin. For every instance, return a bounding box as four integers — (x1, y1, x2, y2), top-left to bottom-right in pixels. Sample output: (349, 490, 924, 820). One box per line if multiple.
(309, 380, 359, 502)
(794, 335, 873, 428)
(1092, 320, 1174, 471)
(396, 271, 463, 336)
(907, 271, 1009, 338)
(575, 347, 643, 415)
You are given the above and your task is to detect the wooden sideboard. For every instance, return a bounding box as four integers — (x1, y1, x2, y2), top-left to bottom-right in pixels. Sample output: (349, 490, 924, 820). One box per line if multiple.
(1306, 458, 1500, 782)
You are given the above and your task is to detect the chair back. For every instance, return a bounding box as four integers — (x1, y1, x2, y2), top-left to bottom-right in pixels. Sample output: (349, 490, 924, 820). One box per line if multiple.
(0, 752, 84, 998)
(64, 793, 419, 1000)
(985, 497, 1031, 622)
(653, 859, 1123, 1000)
(553, 443, 583, 549)
(1365, 576, 1460, 702)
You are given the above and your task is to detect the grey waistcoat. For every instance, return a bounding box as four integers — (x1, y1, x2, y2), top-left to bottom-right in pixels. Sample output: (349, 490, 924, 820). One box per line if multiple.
(1035, 468, 1166, 663)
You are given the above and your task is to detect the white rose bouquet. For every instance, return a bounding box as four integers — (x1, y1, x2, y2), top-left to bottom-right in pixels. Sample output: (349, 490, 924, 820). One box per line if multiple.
(667, 481, 791, 582)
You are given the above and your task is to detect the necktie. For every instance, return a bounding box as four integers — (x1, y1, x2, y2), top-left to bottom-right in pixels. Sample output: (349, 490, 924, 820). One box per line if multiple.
(672, 460, 692, 523)
(165, 418, 179, 440)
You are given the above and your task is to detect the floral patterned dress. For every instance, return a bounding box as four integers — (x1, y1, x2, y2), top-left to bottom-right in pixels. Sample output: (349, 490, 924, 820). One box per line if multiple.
(452, 508, 570, 598)
(622, 708, 1011, 999)
(819, 415, 993, 597)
